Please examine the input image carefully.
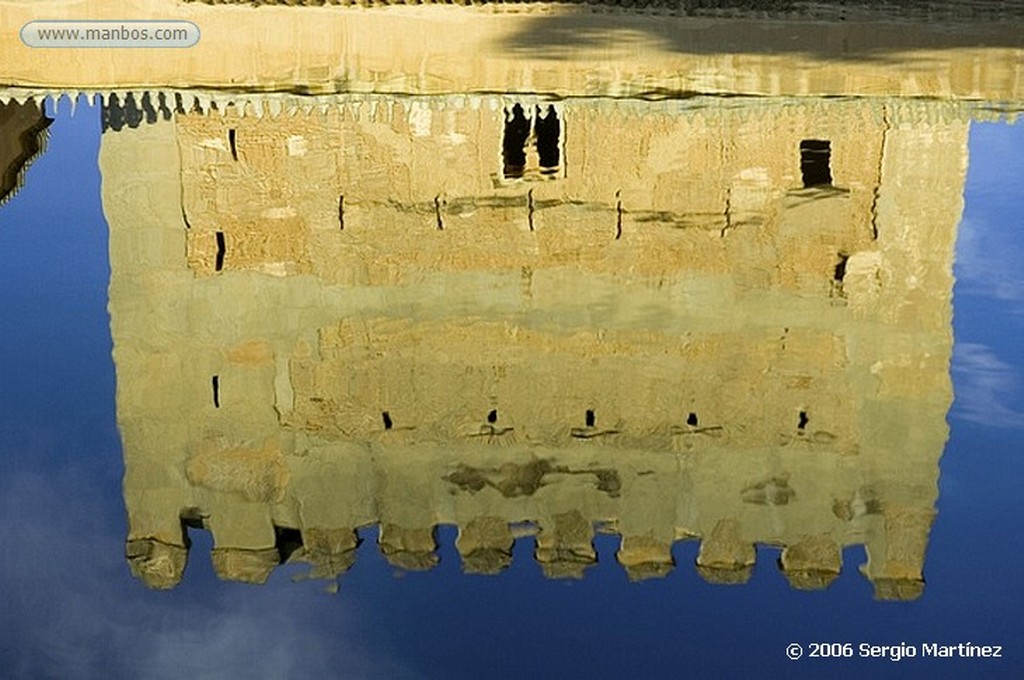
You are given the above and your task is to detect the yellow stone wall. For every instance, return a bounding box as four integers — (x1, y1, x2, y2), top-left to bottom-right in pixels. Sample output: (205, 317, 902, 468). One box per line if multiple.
(105, 94, 960, 599)
(179, 98, 881, 293)
(2, 0, 1022, 100)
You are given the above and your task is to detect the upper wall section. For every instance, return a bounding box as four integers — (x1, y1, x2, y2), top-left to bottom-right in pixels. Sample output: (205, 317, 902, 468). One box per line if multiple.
(2, 0, 1022, 100)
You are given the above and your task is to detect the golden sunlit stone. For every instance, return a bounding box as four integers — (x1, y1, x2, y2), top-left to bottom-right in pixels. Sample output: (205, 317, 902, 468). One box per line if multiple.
(379, 525, 440, 571)
(780, 535, 842, 591)
(185, 437, 290, 503)
(211, 547, 280, 584)
(3, 0, 1022, 101)
(103, 92, 958, 597)
(617, 534, 675, 582)
(125, 538, 189, 590)
(696, 519, 756, 585)
(536, 510, 598, 579)
(298, 527, 360, 581)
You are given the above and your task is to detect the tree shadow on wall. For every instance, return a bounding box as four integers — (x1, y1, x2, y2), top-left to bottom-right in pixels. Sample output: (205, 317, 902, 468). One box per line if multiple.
(498, 0, 1024, 62)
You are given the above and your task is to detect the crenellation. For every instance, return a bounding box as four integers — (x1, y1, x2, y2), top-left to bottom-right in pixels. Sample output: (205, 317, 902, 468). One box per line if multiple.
(779, 535, 842, 590)
(617, 534, 676, 582)
(379, 524, 440, 571)
(860, 504, 934, 601)
(125, 538, 190, 591)
(695, 518, 757, 585)
(124, 505, 942, 589)
(123, 467, 197, 547)
(456, 516, 515, 575)
(297, 527, 361, 580)
(210, 548, 280, 584)
(535, 510, 598, 580)
(201, 499, 278, 552)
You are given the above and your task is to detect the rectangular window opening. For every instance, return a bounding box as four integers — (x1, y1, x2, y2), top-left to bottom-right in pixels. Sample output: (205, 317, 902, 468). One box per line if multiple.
(502, 103, 563, 181)
(535, 105, 561, 176)
(502, 103, 530, 180)
(800, 139, 832, 188)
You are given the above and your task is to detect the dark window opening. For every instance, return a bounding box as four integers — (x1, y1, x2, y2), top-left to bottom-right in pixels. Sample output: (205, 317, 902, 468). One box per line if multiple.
(180, 507, 205, 533)
(487, 409, 498, 424)
(382, 411, 393, 430)
(798, 411, 809, 430)
(211, 375, 220, 408)
(228, 128, 238, 161)
(687, 412, 699, 427)
(834, 252, 849, 282)
(528, 188, 535, 231)
(800, 140, 832, 187)
(535, 105, 560, 175)
(585, 409, 595, 428)
(214, 231, 226, 272)
(502, 104, 530, 179)
(274, 527, 304, 564)
(615, 190, 623, 240)
(434, 195, 445, 231)
(338, 194, 344, 230)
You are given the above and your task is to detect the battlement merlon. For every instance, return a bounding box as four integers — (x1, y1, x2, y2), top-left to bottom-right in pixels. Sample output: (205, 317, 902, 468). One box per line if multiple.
(123, 489, 936, 592)
(2, 0, 1022, 100)
(860, 504, 935, 601)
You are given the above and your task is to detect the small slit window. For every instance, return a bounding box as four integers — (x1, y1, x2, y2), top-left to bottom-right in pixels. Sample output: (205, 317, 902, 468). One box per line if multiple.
(214, 231, 226, 272)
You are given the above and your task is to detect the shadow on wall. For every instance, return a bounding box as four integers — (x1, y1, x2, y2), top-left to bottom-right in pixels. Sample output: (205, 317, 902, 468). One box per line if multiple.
(0, 101, 52, 206)
(498, 1, 1024, 61)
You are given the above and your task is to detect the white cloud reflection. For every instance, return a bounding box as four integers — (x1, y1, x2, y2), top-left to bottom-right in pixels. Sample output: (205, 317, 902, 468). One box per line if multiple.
(0, 468, 419, 680)
(955, 121, 1024, 307)
(952, 342, 1024, 428)
(955, 215, 1024, 305)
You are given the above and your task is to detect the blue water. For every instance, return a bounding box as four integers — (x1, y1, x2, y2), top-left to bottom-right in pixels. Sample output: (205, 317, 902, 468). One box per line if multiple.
(0, 101, 1021, 679)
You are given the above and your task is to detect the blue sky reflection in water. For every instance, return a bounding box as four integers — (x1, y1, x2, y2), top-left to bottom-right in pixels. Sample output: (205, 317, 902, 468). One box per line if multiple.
(0, 102, 1022, 679)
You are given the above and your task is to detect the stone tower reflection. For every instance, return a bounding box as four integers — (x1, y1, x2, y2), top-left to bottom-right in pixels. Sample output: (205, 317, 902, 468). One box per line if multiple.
(102, 93, 965, 599)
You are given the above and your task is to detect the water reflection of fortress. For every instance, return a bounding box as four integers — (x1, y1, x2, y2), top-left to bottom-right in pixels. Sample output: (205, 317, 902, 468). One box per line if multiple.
(0, 101, 50, 206)
(103, 93, 963, 600)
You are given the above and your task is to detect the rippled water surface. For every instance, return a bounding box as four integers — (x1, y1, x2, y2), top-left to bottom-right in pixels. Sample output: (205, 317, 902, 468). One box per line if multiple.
(1, 53, 1024, 680)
